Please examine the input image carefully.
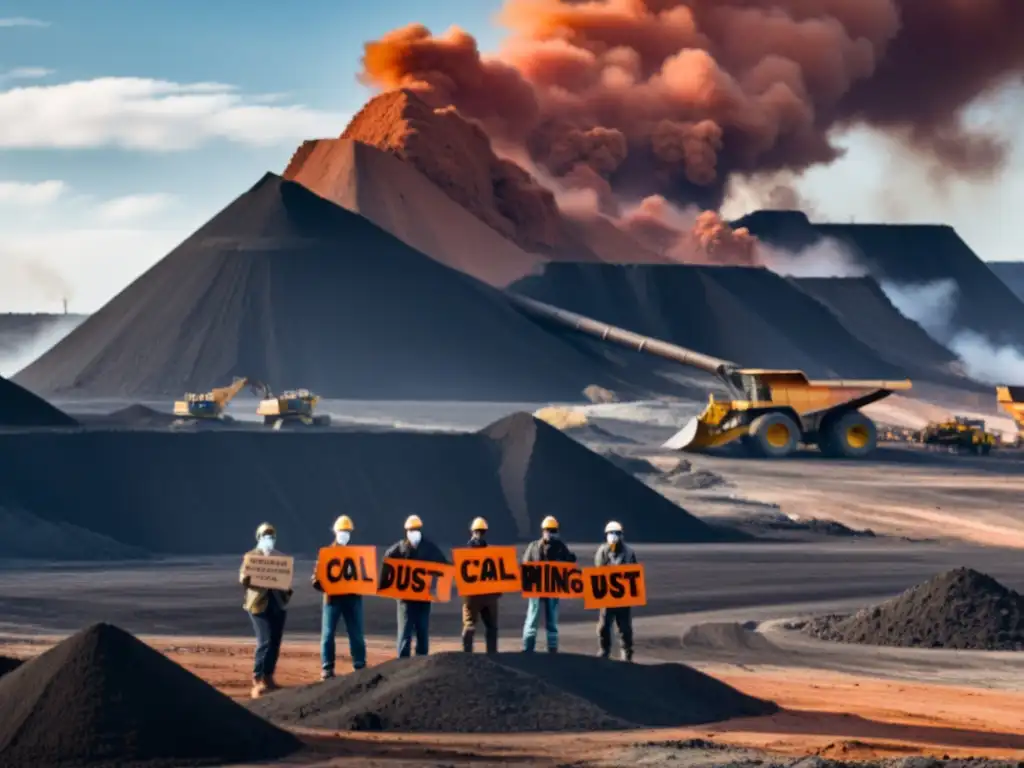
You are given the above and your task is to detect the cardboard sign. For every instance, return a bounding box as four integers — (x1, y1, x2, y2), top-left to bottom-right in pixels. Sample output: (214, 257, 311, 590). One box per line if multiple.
(315, 546, 378, 596)
(520, 561, 584, 599)
(582, 564, 647, 609)
(242, 553, 294, 590)
(452, 546, 520, 596)
(377, 558, 455, 603)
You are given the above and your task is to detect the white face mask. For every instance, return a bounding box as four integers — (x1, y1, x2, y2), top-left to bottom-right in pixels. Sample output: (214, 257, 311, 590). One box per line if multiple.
(607, 533, 620, 546)
(406, 530, 422, 547)
(257, 535, 275, 554)
(335, 531, 351, 546)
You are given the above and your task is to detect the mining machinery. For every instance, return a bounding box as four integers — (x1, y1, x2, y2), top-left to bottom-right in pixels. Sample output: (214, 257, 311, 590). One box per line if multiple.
(255, 386, 331, 429)
(172, 377, 251, 424)
(916, 416, 997, 455)
(506, 293, 912, 459)
(996, 386, 1024, 447)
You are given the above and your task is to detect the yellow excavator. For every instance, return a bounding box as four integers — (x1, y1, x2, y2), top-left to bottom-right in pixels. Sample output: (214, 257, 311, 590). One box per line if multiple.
(507, 293, 912, 459)
(255, 386, 331, 430)
(916, 417, 997, 455)
(996, 386, 1024, 447)
(172, 377, 251, 423)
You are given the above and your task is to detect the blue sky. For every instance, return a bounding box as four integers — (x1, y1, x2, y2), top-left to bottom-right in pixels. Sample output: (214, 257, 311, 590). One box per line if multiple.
(0, 2, 1020, 312)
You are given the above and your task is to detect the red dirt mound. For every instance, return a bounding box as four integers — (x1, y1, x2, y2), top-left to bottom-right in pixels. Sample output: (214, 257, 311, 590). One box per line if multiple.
(0, 622, 300, 767)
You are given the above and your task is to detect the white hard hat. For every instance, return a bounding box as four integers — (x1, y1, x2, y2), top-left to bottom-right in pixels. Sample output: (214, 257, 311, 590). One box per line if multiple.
(604, 521, 623, 534)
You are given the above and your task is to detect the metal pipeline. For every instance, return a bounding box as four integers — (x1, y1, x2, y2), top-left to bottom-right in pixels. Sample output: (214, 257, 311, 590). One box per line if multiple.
(506, 292, 740, 382)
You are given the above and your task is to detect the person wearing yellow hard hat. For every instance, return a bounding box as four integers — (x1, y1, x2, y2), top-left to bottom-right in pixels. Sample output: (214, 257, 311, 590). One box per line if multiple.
(310, 515, 366, 679)
(382, 514, 450, 657)
(521, 515, 577, 653)
(595, 520, 638, 662)
(239, 522, 293, 699)
(461, 517, 500, 654)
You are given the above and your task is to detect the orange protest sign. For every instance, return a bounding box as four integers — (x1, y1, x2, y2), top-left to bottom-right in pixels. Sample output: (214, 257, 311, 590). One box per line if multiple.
(520, 561, 584, 599)
(582, 564, 647, 609)
(452, 547, 520, 596)
(315, 546, 378, 596)
(377, 558, 455, 603)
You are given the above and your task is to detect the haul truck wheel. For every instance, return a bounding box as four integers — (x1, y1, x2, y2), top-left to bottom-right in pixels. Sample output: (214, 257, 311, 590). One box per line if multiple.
(748, 412, 799, 458)
(822, 411, 876, 458)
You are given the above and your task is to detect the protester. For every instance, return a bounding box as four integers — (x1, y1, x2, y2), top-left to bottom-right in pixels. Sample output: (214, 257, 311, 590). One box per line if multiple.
(382, 515, 450, 657)
(521, 515, 576, 653)
(461, 517, 499, 653)
(239, 522, 293, 699)
(311, 515, 367, 679)
(594, 520, 638, 661)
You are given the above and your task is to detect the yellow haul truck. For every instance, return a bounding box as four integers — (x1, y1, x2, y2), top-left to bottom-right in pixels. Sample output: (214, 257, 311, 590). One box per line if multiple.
(508, 294, 912, 459)
(996, 386, 1024, 447)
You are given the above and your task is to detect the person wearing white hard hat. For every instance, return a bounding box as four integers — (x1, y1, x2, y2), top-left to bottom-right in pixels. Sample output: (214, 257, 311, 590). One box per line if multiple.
(462, 517, 500, 653)
(521, 515, 577, 653)
(311, 515, 366, 679)
(595, 520, 638, 662)
(383, 515, 450, 657)
(240, 522, 293, 698)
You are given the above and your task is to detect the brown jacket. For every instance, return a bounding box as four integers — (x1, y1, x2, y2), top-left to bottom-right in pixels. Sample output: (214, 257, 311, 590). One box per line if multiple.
(240, 548, 293, 615)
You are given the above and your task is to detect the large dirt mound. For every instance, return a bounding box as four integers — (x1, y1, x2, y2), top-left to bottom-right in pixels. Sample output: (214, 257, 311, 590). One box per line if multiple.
(0, 376, 77, 427)
(0, 622, 300, 767)
(13, 173, 624, 401)
(511, 263, 907, 380)
(793, 276, 982, 390)
(249, 652, 775, 732)
(989, 261, 1024, 303)
(0, 417, 716, 555)
(481, 413, 724, 542)
(805, 568, 1024, 650)
(0, 504, 149, 561)
(736, 210, 1024, 349)
(285, 138, 545, 287)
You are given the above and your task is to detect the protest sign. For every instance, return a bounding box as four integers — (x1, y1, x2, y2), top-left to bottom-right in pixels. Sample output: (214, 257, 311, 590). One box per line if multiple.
(582, 564, 647, 609)
(377, 558, 455, 603)
(242, 553, 294, 590)
(452, 546, 520, 596)
(315, 546, 378, 596)
(520, 561, 584, 599)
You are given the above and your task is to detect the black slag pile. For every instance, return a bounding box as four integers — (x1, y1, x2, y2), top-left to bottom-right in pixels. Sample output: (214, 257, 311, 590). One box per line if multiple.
(0, 622, 301, 768)
(0, 376, 77, 428)
(249, 652, 775, 733)
(806, 568, 1024, 650)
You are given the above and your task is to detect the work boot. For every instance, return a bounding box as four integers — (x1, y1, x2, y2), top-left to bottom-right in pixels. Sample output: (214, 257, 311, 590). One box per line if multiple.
(250, 677, 269, 699)
(547, 646, 558, 654)
(462, 633, 474, 653)
(264, 675, 280, 692)
(320, 668, 335, 682)
(597, 649, 610, 659)
(621, 648, 633, 663)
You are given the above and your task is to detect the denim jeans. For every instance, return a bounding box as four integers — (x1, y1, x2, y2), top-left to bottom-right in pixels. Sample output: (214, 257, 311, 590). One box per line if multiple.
(249, 600, 286, 679)
(522, 597, 559, 652)
(321, 596, 367, 672)
(397, 600, 431, 657)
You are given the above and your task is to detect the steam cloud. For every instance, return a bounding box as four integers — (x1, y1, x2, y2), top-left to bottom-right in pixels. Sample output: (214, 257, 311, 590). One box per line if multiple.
(360, 1, 1024, 210)
(880, 278, 1024, 384)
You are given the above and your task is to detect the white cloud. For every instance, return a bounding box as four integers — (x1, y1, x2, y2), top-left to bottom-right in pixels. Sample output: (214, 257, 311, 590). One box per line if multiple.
(0, 180, 66, 205)
(0, 17, 48, 27)
(0, 67, 53, 80)
(0, 77, 347, 151)
(95, 193, 177, 223)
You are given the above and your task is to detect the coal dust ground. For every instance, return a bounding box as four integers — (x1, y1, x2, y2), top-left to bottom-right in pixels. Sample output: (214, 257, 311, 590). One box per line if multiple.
(249, 652, 774, 732)
(804, 568, 1024, 651)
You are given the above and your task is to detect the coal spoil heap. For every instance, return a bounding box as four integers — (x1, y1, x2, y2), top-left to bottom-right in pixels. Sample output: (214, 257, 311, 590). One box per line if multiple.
(989, 261, 1024, 303)
(736, 210, 1024, 349)
(481, 413, 728, 542)
(0, 376, 77, 428)
(249, 652, 775, 733)
(13, 173, 623, 402)
(805, 568, 1024, 651)
(510, 263, 906, 380)
(0, 622, 300, 768)
(0, 415, 714, 555)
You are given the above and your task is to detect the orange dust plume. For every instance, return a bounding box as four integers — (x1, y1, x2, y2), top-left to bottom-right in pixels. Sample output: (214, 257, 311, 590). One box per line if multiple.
(359, 1, 1024, 208)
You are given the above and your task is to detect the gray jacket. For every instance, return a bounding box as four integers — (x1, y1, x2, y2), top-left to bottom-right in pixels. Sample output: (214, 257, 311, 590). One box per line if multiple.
(594, 541, 638, 567)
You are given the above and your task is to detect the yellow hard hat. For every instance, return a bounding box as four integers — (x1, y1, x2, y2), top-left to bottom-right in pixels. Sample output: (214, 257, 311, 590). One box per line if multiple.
(404, 514, 423, 530)
(470, 517, 488, 532)
(255, 522, 276, 539)
(605, 521, 623, 534)
(334, 515, 354, 532)
(541, 515, 559, 530)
